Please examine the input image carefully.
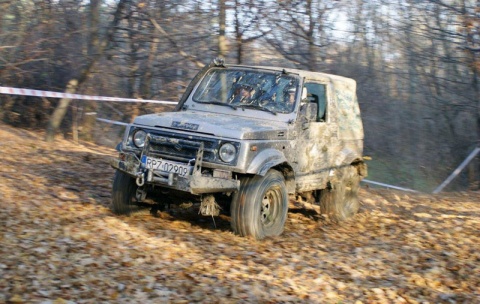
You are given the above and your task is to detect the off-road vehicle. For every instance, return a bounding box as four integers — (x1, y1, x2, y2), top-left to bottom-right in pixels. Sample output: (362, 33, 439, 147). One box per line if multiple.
(110, 59, 367, 239)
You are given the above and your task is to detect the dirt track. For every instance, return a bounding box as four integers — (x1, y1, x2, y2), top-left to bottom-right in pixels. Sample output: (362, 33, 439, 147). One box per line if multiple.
(0, 123, 479, 303)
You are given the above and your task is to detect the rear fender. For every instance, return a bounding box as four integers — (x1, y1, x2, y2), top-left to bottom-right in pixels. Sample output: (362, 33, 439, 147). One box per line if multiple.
(334, 147, 363, 167)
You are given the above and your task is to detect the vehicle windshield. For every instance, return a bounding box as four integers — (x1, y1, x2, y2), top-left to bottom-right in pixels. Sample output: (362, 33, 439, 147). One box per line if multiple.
(192, 68, 300, 113)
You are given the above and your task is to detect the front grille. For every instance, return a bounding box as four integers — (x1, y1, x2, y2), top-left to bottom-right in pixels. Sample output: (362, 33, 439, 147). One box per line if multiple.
(145, 131, 219, 163)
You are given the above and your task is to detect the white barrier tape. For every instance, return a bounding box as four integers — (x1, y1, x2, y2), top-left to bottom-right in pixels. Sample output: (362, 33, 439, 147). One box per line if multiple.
(96, 117, 129, 126)
(362, 179, 419, 193)
(0, 86, 177, 105)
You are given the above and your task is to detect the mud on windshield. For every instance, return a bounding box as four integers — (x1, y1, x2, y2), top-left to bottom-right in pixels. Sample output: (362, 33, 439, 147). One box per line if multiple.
(192, 68, 300, 113)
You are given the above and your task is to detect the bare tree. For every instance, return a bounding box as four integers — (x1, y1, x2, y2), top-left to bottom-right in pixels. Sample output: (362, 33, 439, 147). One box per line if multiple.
(45, 0, 128, 142)
(230, 0, 267, 64)
(263, 0, 337, 70)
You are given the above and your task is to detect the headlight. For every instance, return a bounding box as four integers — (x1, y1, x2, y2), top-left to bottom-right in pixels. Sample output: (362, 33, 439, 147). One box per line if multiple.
(219, 143, 236, 163)
(133, 130, 147, 148)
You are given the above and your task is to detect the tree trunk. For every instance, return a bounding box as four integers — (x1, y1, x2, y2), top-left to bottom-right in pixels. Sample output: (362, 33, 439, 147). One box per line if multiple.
(45, 79, 79, 142)
(82, 0, 101, 142)
(234, 1, 242, 64)
(218, 0, 228, 59)
(306, 0, 318, 71)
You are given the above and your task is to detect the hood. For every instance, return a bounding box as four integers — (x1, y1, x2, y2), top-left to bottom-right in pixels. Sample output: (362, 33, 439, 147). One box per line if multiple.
(133, 111, 288, 140)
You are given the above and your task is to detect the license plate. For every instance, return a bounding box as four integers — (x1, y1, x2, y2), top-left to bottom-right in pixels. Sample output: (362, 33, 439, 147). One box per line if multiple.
(141, 156, 192, 177)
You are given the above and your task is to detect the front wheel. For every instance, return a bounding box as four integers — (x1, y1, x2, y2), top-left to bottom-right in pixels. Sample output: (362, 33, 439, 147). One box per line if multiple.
(111, 170, 139, 215)
(230, 170, 288, 240)
(319, 165, 360, 222)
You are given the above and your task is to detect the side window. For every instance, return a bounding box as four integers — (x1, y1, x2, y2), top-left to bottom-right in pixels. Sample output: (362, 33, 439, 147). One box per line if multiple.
(304, 82, 327, 122)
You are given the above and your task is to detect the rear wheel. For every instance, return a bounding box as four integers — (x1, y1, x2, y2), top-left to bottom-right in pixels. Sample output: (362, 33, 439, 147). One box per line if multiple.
(231, 170, 288, 240)
(320, 165, 360, 222)
(111, 170, 139, 215)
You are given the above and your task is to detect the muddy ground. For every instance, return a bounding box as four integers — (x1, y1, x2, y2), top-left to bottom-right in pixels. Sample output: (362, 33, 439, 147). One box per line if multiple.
(0, 122, 479, 303)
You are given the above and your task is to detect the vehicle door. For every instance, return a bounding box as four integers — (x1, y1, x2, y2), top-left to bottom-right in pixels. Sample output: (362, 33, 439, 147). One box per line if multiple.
(293, 81, 339, 191)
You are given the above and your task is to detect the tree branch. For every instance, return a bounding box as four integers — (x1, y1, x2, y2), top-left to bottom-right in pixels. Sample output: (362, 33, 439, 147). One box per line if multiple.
(147, 16, 204, 69)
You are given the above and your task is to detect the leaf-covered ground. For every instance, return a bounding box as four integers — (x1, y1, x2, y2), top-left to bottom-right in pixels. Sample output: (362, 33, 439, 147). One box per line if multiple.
(0, 123, 479, 304)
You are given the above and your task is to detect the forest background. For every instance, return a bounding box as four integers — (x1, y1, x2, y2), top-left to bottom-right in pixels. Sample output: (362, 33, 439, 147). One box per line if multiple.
(0, 0, 478, 192)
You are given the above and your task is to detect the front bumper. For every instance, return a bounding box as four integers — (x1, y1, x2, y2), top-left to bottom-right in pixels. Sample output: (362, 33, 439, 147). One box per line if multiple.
(110, 155, 240, 195)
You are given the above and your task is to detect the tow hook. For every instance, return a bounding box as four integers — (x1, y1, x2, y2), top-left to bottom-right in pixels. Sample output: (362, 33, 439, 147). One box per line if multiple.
(136, 173, 145, 187)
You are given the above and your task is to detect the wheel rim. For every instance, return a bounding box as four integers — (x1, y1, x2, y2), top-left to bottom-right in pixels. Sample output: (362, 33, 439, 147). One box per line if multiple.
(260, 186, 281, 227)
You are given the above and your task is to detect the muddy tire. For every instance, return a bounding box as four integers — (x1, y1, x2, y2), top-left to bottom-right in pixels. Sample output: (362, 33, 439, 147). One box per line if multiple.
(231, 170, 288, 240)
(320, 165, 360, 222)
(111, 170, 138, 215)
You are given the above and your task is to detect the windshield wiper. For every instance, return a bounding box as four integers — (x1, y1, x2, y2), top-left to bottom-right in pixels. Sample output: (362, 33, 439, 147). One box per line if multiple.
(237, 104, 277, 115)
(198, 101, 237, 110)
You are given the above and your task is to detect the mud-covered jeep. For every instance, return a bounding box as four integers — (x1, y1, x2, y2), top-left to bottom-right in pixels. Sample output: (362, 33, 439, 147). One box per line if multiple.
(110, 59, 367, 239)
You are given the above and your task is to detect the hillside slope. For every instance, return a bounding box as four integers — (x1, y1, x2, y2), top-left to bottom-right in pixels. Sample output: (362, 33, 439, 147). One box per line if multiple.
(0, 123, 479, 303)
